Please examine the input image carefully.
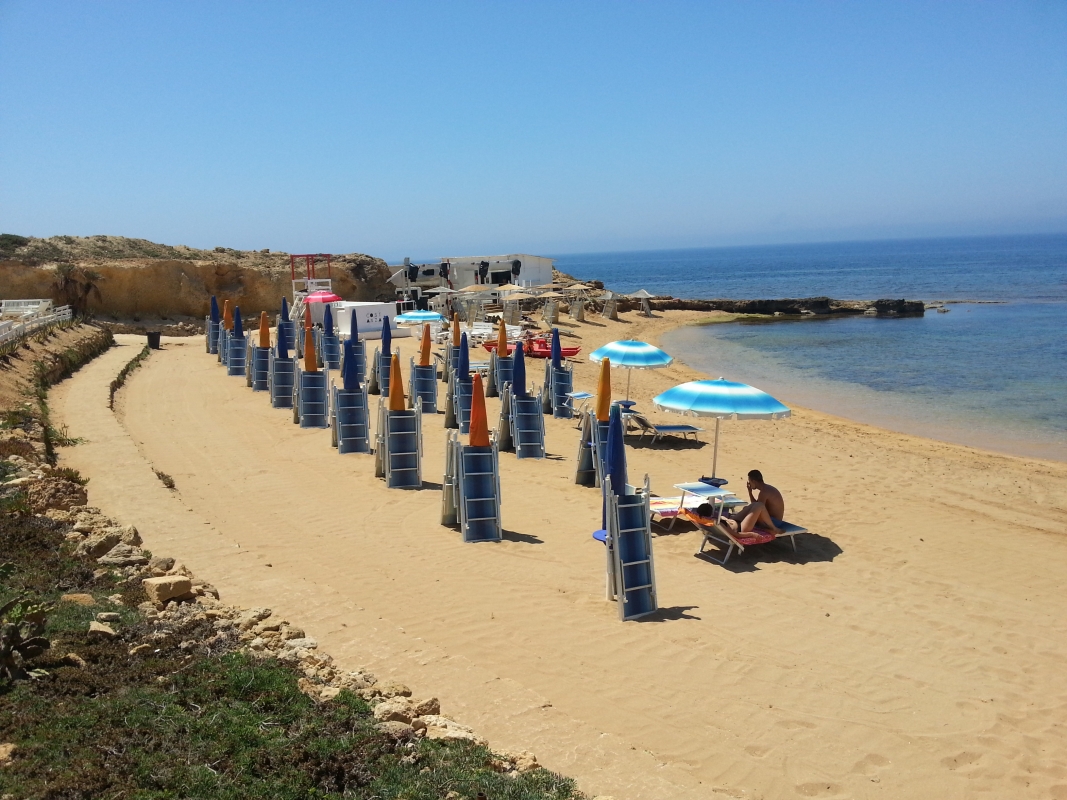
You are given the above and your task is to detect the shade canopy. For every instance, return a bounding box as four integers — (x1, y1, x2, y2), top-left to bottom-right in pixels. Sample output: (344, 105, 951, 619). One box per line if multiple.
(396, 310, 445, 324)
(459, 284, 493, 293)
(627, 289, 656, 299)
(538, 291, 565, 299)
(589, 340, 673, 369)
(209, 296, 219, 323)
(502, 292, 535, 301)
(496, 283, 525, 292)
(306, 290, 342, 304)
(652, 378, 791, 420)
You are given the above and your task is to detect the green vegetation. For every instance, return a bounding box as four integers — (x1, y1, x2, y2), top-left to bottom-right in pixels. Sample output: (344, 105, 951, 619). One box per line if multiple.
(0, 516, 585, 800)
(108, 343, 151, 409)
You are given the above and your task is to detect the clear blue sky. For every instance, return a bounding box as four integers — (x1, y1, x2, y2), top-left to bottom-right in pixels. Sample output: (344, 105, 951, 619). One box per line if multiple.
(2, 1, 1065, 260)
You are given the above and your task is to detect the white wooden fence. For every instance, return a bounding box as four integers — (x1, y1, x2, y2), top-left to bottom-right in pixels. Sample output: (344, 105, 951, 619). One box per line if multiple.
(0, 303, 74, 350)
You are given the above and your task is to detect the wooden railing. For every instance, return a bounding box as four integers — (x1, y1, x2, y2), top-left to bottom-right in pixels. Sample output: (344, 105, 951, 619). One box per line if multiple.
(0, 305, 74, 352)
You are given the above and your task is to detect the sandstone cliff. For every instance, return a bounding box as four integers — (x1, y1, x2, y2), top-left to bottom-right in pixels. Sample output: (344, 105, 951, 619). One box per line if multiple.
(0, 235, 393, 319)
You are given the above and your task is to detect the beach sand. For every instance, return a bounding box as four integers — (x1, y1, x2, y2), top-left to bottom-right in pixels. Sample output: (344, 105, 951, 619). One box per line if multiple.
(52, 311, 1067, 799)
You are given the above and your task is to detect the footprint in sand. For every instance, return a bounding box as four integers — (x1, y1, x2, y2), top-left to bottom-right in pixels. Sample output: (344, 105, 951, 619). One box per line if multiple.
(744, 744, 771, 758)
(940, 751, 982, 772)
(851, 753, 890, 775)
(776, 719, 817, 730)
(795, 781, 846, 797)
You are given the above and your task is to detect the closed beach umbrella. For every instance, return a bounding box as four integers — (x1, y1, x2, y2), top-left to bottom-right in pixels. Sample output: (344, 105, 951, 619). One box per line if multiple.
(323, 303, 334, 334)
(419, 324, 432, 367)
(303, 327, 317, 372)
(550, 328, 562, 370)
(209, 296, 219, 323)
(387, 353, 405, 411)
(349, 308, 358, 340)
(595, 357, 612, 421)
(233, 307, 243, 338)
(396, 310, 444, 324)
(451, 314, 461, 347)
(258, 312, 270, 348)
(381, 316, 392, 355)
(276, 321, 289, 359)
(303, 305, 312, 330)
(469, 373, 491, 447)
(280, 296, 289, 323)
(603, 403, 628, 527)
(496, 319, 508, 354)
(222, 300, 233, 331)
(589, 340, 673, 401)
(652, 378, 790, 478)
(342, 340, 359, 391)
(458, 333, 470, 380)
(512, 343, 527, 396)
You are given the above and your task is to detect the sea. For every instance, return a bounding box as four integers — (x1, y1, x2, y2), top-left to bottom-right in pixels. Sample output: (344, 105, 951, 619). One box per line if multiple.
(551, 234, 1067, 463)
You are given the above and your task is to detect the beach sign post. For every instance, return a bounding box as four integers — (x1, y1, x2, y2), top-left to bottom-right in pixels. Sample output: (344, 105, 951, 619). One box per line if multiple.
(409, 323, 438, 412)
(374, 352, 422, 488)
(206, 295, 221, 354)
(268, 316, 296, 409)
(247, 311, 271, 391)
(442, 373, 502, 542)
(226, 307, 248, 377)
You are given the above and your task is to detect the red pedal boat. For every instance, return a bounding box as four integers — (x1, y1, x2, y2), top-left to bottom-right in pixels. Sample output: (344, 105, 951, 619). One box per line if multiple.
(525, 342, 582, 359)
(482, 341, 520, 355)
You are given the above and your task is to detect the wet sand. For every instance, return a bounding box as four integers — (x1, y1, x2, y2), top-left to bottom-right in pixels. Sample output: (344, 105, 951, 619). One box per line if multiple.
(52, 312, 1067, 799)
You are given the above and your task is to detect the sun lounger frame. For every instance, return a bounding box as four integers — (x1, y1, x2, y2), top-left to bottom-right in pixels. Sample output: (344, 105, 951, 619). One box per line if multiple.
(205, 318, 221, 354)
(441, 431, 502, 542)
(293, 366, 329, 428)
(247, 345, 270, 390)
(341, 337, 366, 387)
(605, 474, 657, 621)
(408, 359, 438, 413)
(627, 412, 703, 443)
(574, 411, 610, 487)
(226, 333, 247, 377)
(316, 328, 342, 370)
(374, 400, 423, 488)
(331, 383, 371, 454)
(268, 351, 295, 408)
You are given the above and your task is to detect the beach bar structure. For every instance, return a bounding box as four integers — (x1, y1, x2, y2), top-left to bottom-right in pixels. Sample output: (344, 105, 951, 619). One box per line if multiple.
(374, 353, 423, 488)
(388, 254, 556, 308)
(441, 374, 502, 542)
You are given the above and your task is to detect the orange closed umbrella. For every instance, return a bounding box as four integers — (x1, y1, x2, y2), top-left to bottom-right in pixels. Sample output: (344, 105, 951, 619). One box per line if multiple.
(451, 313, 461, 347)
(496, 318, 508, 353)
(595, 357, 612, 422)
(303, 305, 312, 329)
(469, 373, 490, 447)
(388, 353, 406, 411)
(419, 324, 432, 367)
(258, 311, 270, 348)
(303, 327, 317, 372)
(222, 299, 233, 331)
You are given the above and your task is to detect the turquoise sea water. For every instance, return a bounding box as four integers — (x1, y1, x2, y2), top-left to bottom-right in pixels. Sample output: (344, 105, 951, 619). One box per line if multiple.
(553, 235, 1067, 461)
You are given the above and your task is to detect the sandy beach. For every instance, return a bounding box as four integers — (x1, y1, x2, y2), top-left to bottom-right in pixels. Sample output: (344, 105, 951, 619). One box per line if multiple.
(51, 310, 1067, 800)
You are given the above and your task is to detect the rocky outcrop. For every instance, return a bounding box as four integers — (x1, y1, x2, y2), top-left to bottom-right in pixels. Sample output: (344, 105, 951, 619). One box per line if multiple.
(0, 235, 393, 320)
(645, 296, 925, 316)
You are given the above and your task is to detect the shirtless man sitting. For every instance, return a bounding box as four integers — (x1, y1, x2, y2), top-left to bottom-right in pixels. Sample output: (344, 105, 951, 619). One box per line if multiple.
(722, 469, 784, 536)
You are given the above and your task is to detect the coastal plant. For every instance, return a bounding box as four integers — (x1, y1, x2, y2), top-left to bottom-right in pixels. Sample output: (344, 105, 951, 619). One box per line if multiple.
(0, 563, 52, 683)
(153, 469, 176, 490)
(41, 466, 88, 485)
(51, 264, 103, 316)
(108, 344, 151, 409)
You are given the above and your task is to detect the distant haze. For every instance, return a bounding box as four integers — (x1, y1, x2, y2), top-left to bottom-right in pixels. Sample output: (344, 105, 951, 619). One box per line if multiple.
(2, 2, 1065, 260)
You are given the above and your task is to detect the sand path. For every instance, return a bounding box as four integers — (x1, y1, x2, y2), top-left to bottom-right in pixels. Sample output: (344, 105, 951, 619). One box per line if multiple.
(53, 319, 1067, 800)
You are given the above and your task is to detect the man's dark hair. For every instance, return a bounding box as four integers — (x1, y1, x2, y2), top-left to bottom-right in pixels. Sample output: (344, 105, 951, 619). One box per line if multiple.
(748, 469, 764, 483)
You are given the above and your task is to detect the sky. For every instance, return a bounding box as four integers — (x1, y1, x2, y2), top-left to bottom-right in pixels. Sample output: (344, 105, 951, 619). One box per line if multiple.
(1, 1, 1065, 261)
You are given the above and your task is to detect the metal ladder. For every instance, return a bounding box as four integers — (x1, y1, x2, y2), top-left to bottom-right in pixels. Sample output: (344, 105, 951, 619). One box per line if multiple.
(205, 318, 221, 354)
(227, 334, 247, 377)
(376, 401, 422, 488)
(457, 444, 502, 542)
(409, 360, 438, 413)
(605, 475, 657, 621)
(269, 351, 295, 408)
(510, 390, 546, 459)
(331, 384, 370, 453)
(293, 368, 329, 428)
(248, 346, 270, 390)
(316, 329, 341, 370)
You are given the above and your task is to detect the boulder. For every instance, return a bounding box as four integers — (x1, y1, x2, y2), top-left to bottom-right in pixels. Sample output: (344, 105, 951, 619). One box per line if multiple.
(76, 530, 124, 559)
(0, 743, 16, 767)
(23, 478, 87, 513)
(97, 543, 149, 567)
(420, 715, 485, 745)
(60, 593, 96, 606)
(375, 721, 415, 740)
(319, 686, 342, 700)
(148, 555, 175, 572)
(236, 608, 272, 630)
(95, 612, 121, 622)
(374, 680, 412, 699)
(87, 621, 117, 640)
(142, 575, 193, 605)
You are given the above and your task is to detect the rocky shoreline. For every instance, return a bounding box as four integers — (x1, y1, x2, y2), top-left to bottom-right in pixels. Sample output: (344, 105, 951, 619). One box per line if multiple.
(638, 295, 925, 316)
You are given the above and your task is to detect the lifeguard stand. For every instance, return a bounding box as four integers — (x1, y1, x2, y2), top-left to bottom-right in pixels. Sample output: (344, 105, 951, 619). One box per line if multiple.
(288, 253, 334, 328)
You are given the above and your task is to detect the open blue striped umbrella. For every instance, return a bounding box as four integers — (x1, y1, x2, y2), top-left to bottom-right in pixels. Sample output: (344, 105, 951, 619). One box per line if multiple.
(323, 303, 334, 334)
(511, 342, 527, 397)
(653, 378, 790, 477)
(396, 310, 444, 324)
(589, 339, 673, 401)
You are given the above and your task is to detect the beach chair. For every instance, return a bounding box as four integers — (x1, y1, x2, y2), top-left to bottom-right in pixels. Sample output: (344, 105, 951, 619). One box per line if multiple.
(315, 328, 342, 370)
(627, 412, 703, 443)
(682, 502, 808, 563)
(292, 365, 329, 428)
(441, 430, 502, 542)
(374, 398, 423, 488)
(487, 350, 514, 398)
(268, 349, 295, 408)
(217, 327, 230, 366)
(445, 372, 474, 434)
(205, 317, 221, 354)
(247, 342, 270, 390)
(331, 382, 371, 454)
(340, 337, 366, 387)
(542, 361, 574, 419)
(574, 411, 610, 486)
(368, 348, 392, 396)
(408, 357, 438, 413)
(497, 384, 546, 459)
(604, 474, 658, 621)
(226, 332, 247, 377)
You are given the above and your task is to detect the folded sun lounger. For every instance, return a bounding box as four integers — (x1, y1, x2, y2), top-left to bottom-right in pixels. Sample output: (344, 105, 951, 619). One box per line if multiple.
(627, 413, 703, 443)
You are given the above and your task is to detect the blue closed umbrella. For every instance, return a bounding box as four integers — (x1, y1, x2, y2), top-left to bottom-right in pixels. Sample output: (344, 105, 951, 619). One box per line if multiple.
(550, 328, 562, 370)
(233, 307, 243, 338)
(511, 341, 526, 397)
(342, 340, 359, 390)
(652, 378, 791, 477)
(276, 321, 289, 359)
(381, 317, 392, 355)
(280, 296, 289, 322)
(602, 403, 628, 527)
(349, 308, 359, 340)
(209, 296, 219, 323)
(589, 339, 673, 400)
(458, 332, 470, 380)
(323, 304, 334, 334)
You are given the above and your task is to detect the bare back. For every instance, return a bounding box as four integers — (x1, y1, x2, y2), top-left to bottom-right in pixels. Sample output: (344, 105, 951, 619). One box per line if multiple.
(755, 483, 785, 520)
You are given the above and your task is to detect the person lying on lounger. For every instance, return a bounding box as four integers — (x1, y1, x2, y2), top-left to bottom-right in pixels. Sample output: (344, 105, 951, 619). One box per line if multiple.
(722, 470, 783, 536)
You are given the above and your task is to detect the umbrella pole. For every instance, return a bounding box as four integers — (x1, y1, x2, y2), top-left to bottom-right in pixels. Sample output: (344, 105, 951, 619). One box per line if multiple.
(626, 370, 632, 402)
(712, 418, 720, 478)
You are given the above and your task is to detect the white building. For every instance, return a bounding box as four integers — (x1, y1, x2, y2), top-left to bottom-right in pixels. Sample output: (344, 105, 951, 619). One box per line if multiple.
(388, 254, 556, 299)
